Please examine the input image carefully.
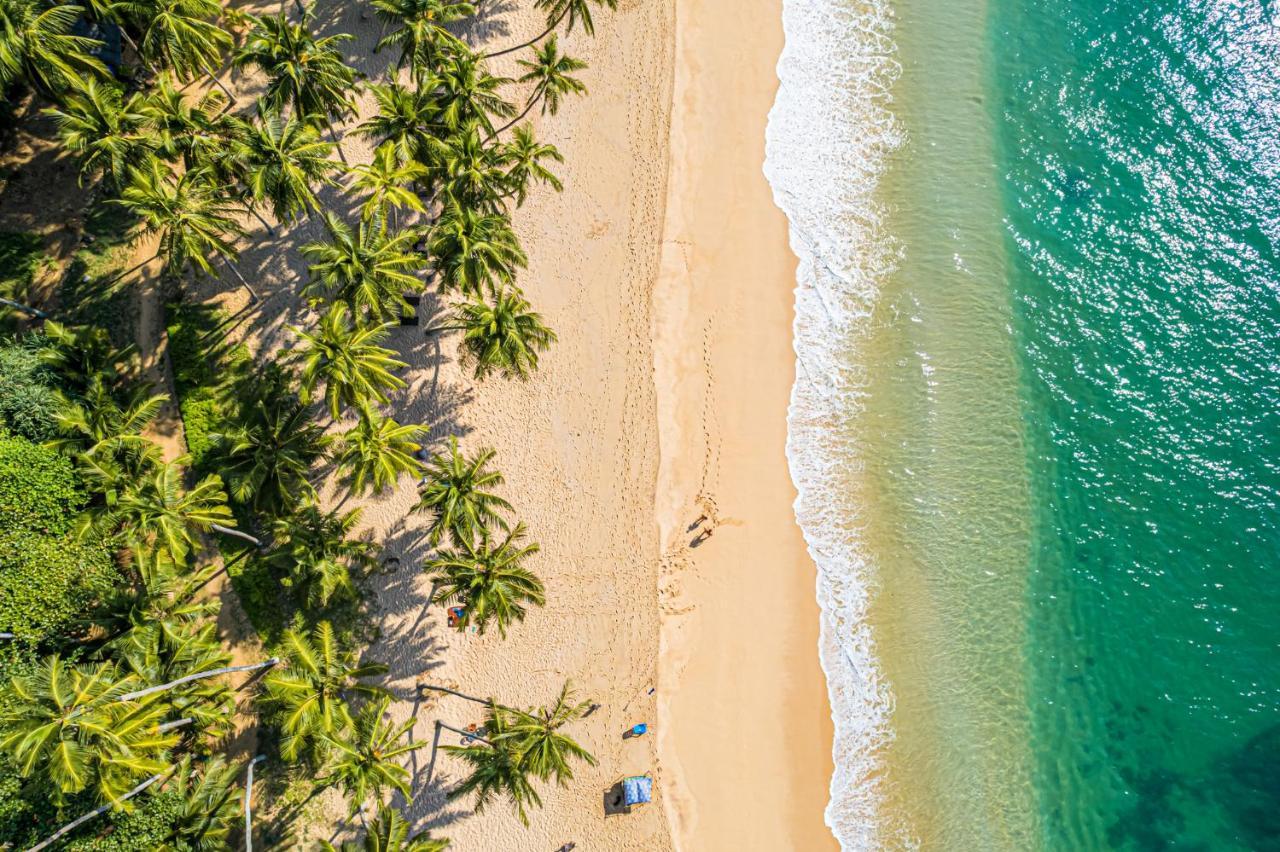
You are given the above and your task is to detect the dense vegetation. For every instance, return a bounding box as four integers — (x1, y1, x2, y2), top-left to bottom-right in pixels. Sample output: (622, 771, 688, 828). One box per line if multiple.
(0, 0, 609, 845)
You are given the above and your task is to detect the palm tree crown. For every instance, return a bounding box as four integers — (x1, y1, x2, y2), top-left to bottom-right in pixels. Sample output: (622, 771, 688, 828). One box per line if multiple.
(44, 77, 151, 189)
(322, 806, 450, 852)
(372, 0, 473, 76)
(355, 82, 444, 168)
(301, 212, 426, 323)
(291, 302, 408, 419)
(496, 681, 596, 785)
(140, 75, 230, 170)
(0, 0, 107, 97)
(427, 522, 545, 637)
(123, 0, 232, 81)
(427, 202, 525, 299)
(499, 124, 563, 206)
(267, 501, 379, 608)
(440, 289, 557, 382)
(233, 11, 357, 123)
(414, 436, 512, 545)
(515, 36, 586, 117)
(425, 52, 514, 134)
(228, 103, 341, 225)
(443, 704, 540, 824)
(322, 695, 424, 813)
(349, 142, 430, 226)
(335, 411, 425, 498)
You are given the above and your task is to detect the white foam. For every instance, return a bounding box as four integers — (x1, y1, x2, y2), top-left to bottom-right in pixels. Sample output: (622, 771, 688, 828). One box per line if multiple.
(763, 0, 907, 848)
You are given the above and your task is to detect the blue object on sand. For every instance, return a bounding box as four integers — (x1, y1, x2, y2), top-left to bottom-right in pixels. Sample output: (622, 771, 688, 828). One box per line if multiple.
(631, 723, 648, 736)
(622, 775, 652, 806)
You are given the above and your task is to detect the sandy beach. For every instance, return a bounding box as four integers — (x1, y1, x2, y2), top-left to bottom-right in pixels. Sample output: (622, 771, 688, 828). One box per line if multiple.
(192, 0, 835, 847)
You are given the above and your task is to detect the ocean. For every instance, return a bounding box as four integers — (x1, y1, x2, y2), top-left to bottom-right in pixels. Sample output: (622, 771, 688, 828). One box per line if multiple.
(766, 0, 1280, 848)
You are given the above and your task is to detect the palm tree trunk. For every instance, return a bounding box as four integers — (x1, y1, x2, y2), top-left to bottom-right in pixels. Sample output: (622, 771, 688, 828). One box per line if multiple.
(423, 323, 464, 336)
(0, 297, 48, 319)
(207, 71, 238, 108)
(325, 118, 349, 165)
(483, 5, 569, 59)
(220, 257, 260, 303)
(211, 522, 264, 548)
(248, 206, 277, 237)
(245, 754, 266, 852)
(418, 683, 491, 706)
(437, 720, 493, 745)
(117, 658, 280, 702)
(29, 770, 172, 852)
(487, 93, 541, 142)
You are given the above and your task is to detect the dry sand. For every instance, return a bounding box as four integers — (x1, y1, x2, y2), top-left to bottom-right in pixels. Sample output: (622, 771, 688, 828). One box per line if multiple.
(197, 0, 836, 847)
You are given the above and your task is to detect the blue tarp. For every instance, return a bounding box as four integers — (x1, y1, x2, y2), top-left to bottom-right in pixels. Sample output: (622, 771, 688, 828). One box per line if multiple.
(623, 775, 652, 806)
(71, 19, 123, 74)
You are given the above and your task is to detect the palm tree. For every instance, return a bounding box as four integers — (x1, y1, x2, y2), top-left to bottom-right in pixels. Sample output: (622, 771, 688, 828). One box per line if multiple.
(355, 82, 444, 168)
(498, 124, 562, 206)
(321, 806, 449, 852)
(0, 0, 107, 97)
(209, 367, 328, 516)
(267, 500, 379, 607)
(349, 142, 430, 227)
(0, 657, 176, 807)
(291, 303, 408, 419)
(80, 459, 234, 561)
(428, 289, 556, 381)
(166, 755, 244, 851)
(425, 52, 513, 135)
(43, 77, 152, 190)
(110, 618, 236, 737)
(443, 704, 540, 824)
(484, 0, 615, 59)
(426, 523, 545, 637)
(301, 212, 426, 323)
(262, 622, 389, 763)
(321, 695, 424, 813)
(433, 122, 510, 212)
(334, 411, 425, 498)
(87, 555, 217, 644)
(496, 682, 596, 785)
(140, 75, 230, 171)
(232, 11, 356, 129)
(39, 320, 139, 392)
(48, 376, 166, 458)
(116, 159, 246, 282)
(414, 436, 512, 546)
(491, 36, 585, 136)
(123, 0, 232, 83)
(228, 103, 341, 226)
(372, 0, 473, 76)
(426, 203, 525, 298)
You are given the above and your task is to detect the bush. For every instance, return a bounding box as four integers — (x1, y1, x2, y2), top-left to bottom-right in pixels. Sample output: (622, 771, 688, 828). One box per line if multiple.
(0, 231, 47, 304)
(0, 530, 116, 641)
(64, 790, 184, 852)
(0, 436, 84, 535)
(0, 339, 59, 441)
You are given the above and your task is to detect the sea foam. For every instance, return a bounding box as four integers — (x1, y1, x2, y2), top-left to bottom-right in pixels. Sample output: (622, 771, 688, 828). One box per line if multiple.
(762, 0, 905, 847)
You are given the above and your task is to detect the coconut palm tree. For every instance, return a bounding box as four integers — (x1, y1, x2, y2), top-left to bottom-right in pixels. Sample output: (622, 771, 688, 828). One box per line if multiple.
(80, 458, 234, 561)
(433, 122, 510, 212)
(372, 0, 473, 77)
(209, 366, 328, 516)
(165, 755, 244, 851)
(321, 806, 450, 852)
(116, 159, 246, 281)
(87, 556, 217, 645)
(321, 695, 424, 813)
(48, 376, 166, 461)
(426, 522, 545, 637)
(334, 410, 425, 498)
(267, 500, 379, 607)
(428, 289, 556, 381)
(43, 77, 151, 190)
(123, 0, 233, 83)
(261, 622, 389, 763)
(484, 0, 615, 59)
(301, 213, 426, 323)
(498, 124, 562, 206)
(291, 303, 408, 419)
(227, 103, 341, 226)
(0, 657, 177, 807)
(490, 36, 585, 136)
(425, 52, 513, 135)
(232, 11, 357, 129)
(355, 81, 444, 168)
(496, 682, 596, 785)
(427, 203, 525, 298)
(140, 75, 230, 171)
(349, 142, 430, 227)
(0, 0, 107, 97)
(443, 704, 540, 824)
(414, 436, 511, 546)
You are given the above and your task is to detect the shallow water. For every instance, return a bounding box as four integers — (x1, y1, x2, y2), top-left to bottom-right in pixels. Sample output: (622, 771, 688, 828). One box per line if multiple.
(768, 0, 1280, 847)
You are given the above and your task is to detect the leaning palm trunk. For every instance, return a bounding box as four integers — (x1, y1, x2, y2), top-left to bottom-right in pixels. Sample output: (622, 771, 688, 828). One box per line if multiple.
(220, 257, 260, 302)
(419, 683, 491, 706)
(324, 118, 350, 165)
(245, 754, 266, 852)
(486, 93, 541, 142)
(484, 4, 570, 59)
(0, 297, 48, 319)
(29, 769, 174, 852)
(118, 658, 280, 702)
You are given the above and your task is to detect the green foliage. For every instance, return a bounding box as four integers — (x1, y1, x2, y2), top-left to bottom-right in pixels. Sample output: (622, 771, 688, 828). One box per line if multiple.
(0, 529, 116, 641)
(0, 230, 47, 305)
(0, 434, 85, 534)
(165, 299, 252, 472)
(63, 789, 184, 852)
(58, 199, 137, 345)
(0, 338, 59, 441)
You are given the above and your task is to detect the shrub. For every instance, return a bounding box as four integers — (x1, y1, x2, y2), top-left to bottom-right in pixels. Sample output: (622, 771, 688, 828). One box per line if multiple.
(0, 530, 116, 641)
(0, 436, 84, 535)
(0, 231, 46, 304)
(64, 790, 184, 852)
(0, 339, 59, 441)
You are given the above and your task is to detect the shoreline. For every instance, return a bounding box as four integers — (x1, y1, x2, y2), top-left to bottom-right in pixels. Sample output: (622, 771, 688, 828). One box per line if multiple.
(654, 0, 838, 845)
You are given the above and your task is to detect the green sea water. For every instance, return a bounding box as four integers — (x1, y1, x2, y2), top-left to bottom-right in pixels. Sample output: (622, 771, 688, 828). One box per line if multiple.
(854, 0, 1280, 848)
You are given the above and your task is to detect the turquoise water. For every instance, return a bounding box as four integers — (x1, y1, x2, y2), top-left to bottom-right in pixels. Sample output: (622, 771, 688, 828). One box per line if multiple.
(995, 1, 1280, 848)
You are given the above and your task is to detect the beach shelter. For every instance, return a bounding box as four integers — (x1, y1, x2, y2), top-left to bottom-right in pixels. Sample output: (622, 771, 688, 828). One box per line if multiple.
(604, 773, 653, 816)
